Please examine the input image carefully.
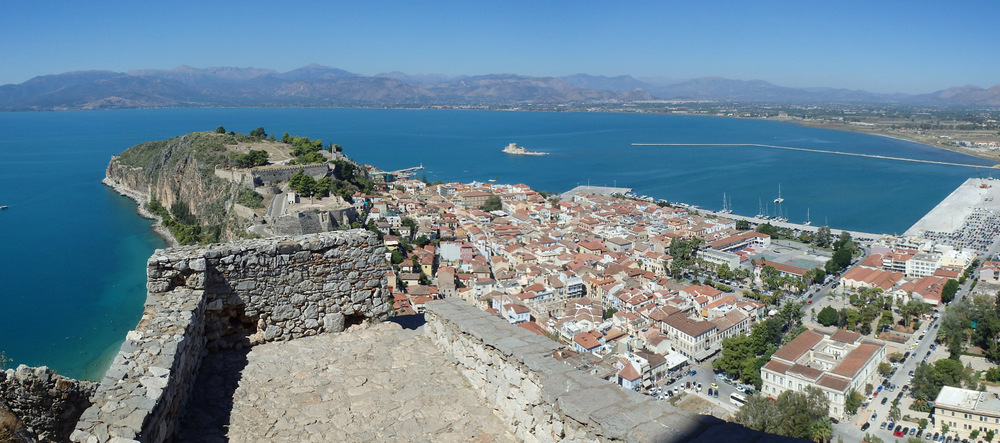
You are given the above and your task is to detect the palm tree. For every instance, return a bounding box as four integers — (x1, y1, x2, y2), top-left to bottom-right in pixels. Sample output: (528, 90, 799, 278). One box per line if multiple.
(889, 399, 901, 422)
(810, 417, 833, 443)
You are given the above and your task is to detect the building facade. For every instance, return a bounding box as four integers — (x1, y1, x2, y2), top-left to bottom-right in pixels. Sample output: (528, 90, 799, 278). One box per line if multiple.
(760, 329, 886, 421)
(935, 386, 1000, 440)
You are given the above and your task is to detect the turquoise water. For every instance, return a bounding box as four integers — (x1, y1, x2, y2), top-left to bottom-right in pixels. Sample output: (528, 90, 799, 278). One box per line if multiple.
(0, 108, 993, 379)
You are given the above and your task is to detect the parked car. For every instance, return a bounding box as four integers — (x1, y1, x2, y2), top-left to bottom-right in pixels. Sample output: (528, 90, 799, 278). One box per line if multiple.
(881, 397, 888, 405)
(871, 412, 877, 421)
(910, 427, 916, 435)
(713, 389, 719, 398)
(894, 427, 905, 437)
(879, 422, 887, 429)
(861, 422, 870, 431)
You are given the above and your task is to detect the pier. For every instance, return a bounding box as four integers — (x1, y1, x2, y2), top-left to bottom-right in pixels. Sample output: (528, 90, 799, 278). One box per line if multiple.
(632, 143, 998, 169)
(389, 164, 425, 178)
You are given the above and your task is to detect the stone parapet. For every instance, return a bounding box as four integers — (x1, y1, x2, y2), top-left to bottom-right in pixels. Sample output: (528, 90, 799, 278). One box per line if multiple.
(71, 229, 388, 443)
(0, 365, 97, 442)
(423, 298, 800, 442)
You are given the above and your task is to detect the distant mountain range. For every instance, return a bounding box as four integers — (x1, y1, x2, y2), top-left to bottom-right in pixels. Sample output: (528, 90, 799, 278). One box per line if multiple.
(1, 64, 998, 111)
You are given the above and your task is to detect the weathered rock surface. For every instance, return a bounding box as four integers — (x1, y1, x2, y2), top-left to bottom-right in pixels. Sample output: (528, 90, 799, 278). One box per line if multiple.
(178, 321, 514, 442)
(72, 230, 388, 443)
(0, 365, 97, 442)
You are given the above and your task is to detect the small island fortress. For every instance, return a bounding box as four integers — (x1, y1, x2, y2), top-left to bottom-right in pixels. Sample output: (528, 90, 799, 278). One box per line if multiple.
(502, 142, 548, 156)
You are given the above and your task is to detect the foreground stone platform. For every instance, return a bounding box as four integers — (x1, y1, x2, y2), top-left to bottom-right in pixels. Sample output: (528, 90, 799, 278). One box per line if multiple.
(178, 320, 514, 442)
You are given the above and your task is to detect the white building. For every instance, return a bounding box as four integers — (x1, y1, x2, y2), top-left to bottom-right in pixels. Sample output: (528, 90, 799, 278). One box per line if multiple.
(760, 329, 886, 421)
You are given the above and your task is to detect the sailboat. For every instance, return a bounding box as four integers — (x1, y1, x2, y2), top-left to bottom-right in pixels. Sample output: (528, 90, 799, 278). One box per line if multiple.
(756, 198, 766, 219)
(772, 184, 786, 221)
(803, 208, 811, 226)
(720, 193, 732, 214)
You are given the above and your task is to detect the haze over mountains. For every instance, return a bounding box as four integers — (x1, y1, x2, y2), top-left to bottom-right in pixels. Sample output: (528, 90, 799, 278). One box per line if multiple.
(1, 64, 998, 111)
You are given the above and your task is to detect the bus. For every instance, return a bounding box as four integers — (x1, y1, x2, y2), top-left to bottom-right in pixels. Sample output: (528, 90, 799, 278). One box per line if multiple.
(730, 392, 746, 407)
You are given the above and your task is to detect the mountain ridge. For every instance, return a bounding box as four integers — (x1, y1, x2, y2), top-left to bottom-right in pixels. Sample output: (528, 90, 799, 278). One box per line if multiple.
(1, 64, 998, 110)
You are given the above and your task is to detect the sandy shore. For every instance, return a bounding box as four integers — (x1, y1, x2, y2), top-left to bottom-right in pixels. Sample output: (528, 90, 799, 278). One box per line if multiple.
(102, 177, 180, 247)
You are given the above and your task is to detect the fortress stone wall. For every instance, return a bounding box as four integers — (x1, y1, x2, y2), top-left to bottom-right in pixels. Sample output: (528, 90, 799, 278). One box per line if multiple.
(60, 229, 801, 443)
(423, 298, 798, 443)
(70, 230, 389, 443)
(251, 163, 329, 186)
(0, 365, 97, 442)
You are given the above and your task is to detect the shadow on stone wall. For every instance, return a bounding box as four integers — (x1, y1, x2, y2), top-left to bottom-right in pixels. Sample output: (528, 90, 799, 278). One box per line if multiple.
(173, 348, 250, 442)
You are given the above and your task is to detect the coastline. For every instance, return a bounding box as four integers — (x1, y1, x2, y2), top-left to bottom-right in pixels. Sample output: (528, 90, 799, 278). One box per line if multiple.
(101, 177, 180, 247)
(769, 117, 1000, 165)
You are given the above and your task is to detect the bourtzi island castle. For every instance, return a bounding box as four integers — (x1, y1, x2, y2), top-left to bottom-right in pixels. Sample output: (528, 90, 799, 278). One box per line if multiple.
(11, 126, 990, 442)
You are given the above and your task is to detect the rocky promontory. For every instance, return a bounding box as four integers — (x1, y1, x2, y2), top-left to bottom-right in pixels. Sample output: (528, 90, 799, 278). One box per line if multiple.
(104, 129, 372, 246)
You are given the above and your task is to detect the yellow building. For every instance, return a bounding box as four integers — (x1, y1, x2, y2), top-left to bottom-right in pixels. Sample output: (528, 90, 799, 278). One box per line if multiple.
(934, 386, 1000, 440)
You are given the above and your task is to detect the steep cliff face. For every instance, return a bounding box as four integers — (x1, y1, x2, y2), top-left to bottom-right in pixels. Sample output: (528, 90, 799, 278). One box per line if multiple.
(105, 132, 254, 244)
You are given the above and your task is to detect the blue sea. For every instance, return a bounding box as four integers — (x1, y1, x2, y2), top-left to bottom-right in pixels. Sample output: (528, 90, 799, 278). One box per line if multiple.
(0, 108, 994, 380)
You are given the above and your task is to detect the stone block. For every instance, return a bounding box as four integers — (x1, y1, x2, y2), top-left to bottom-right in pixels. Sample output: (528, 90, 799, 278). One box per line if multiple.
(323, 313, 345, 332)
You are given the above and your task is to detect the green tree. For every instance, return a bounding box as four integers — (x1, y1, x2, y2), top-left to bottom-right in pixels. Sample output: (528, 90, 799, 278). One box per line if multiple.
(815, 226, 832, 248)
(480, 195, 502, 211)
(985, 429, 995, 442)
(250, 127, 267, 138)
(941, 279, 959, 304)
(315, 176, 333, 197)
(215, 126, 226, 133)
(809, 417, 833, 443)
(888, 399, 901, 422)
(735, 219, 751, 230)
(756, 222, 777, 237)
(877, 362, 892, 377)
(844, 389, 863, 415)
(972, 430, 981, 440)
(816, 306, 839, 326)
(390, 249, 404, 265)
(289, 169, 317, 197)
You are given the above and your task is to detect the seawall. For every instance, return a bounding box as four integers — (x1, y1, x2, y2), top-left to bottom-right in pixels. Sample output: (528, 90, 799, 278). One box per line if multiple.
(423, 297, 799, 442)
(70, 230, 389, 443)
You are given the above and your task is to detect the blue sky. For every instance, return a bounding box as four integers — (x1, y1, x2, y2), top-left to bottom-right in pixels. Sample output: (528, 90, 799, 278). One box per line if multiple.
(3, 0, 998, 94)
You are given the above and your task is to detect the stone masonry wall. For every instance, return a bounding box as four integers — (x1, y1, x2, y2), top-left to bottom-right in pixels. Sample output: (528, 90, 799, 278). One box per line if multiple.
(0, 365, 97, 442)
(251, 163, 329, 186)
(423, 298, 800, 443)
(71, 230, 388, 443)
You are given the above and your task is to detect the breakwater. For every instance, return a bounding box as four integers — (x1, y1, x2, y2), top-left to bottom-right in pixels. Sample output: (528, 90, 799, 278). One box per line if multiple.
(70, 230, 389, 443)
(632, 143, 996, 169)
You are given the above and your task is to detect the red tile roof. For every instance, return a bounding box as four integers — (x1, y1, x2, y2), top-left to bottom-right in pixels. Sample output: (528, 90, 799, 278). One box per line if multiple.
(773, 329, 824, 363)
(832, 343, 880, 378)
(829, 329, 861, 344)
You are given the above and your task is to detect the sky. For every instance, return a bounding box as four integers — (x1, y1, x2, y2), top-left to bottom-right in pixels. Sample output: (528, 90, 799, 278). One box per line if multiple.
(3, 0, 999, 94)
